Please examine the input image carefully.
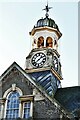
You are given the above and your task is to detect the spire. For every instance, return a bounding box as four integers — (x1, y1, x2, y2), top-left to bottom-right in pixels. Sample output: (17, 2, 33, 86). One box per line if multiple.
(43, 1, 52, 18)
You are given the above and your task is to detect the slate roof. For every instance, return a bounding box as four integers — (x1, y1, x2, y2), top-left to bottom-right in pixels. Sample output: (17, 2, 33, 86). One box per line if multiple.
(54, 86, 80, 117)
(29, 70, 61, 96)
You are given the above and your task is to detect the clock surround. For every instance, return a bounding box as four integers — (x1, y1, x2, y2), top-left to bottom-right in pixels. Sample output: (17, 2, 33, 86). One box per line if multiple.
(31, 52, 46, 68)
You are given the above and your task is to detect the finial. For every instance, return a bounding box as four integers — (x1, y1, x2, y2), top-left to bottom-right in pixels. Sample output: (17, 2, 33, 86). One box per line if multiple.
(43, 1, 52, 18)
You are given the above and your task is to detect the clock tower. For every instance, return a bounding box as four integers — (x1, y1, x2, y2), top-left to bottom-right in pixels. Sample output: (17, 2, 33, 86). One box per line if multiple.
(25, 4, 63, 96)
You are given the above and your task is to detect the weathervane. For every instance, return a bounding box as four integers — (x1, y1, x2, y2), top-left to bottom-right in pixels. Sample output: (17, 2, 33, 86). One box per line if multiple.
(43, 1, 52, 18)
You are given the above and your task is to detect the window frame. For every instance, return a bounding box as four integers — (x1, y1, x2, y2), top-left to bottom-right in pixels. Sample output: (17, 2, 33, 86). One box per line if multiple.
(5, 91, 20, 119)
(3, 87, 22, 119)
(22, 101, 31, 118)
(1, 86, 34, 119)
(19, 95, 34, 119)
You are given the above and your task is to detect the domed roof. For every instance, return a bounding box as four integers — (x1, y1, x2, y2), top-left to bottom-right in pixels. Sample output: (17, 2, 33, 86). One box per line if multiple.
(30, 4, 62, 38)
(34, 17, 59, 31)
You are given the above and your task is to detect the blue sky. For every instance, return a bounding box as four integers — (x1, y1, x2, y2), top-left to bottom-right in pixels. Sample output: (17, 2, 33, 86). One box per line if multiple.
(0, 1, 78, 87)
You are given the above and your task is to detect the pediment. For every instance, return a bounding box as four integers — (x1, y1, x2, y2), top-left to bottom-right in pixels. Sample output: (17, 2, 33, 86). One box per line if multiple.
(0, 62, 36, 87)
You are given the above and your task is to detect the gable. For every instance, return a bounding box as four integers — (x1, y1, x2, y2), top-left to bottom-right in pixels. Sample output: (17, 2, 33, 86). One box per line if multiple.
(0, 62, 72, 118)
(1, 67, 33, 97)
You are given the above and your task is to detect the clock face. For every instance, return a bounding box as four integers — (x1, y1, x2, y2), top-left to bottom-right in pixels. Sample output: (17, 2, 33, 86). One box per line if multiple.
(53, 56, 58, 71)
(31, 52, 46, 68)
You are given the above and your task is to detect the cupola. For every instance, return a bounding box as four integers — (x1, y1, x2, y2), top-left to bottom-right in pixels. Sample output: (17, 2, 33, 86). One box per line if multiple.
(29, 4, 62, 50)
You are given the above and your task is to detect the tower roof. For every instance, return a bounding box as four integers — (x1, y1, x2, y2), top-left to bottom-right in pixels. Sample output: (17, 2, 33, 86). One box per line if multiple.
(34, 17, 60, 31)
(29, 4, 62, 39)
(29, 16, 62, 39)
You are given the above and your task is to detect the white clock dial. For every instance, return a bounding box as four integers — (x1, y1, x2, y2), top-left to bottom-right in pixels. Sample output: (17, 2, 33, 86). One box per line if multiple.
(31, 52, 46, 68)
(53, 56, 58, 71)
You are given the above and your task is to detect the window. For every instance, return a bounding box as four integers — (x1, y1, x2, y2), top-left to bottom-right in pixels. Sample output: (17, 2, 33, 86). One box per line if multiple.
(1, 86, 34, 119)
(37, 36, 44, 48)
(6, 91, 20, 118)
(23, 101, 31, 118)
(19, 95, 34, 119)
(46, 37, 53, 48)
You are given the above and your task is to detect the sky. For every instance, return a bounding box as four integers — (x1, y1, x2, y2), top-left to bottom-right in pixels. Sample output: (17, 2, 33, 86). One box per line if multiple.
(0, 0, 78, 87)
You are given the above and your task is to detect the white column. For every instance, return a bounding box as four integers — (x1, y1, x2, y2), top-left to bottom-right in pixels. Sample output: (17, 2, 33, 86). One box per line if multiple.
(44, 38, 46, 47)
(19, 101, 22, 118)
(1, 102, 4, 118)
(30, 101, 33, 117)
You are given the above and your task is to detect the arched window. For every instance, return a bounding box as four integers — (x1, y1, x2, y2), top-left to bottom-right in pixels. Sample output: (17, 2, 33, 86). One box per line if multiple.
(37, 36, 44, 48)
(6, 91, 20, 118)
(1, 85, 33, 119)
(46, 37, 53, 48)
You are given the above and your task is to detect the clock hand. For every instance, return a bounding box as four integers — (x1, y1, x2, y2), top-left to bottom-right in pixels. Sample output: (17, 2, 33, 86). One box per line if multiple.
(36, 56, 43, 63)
